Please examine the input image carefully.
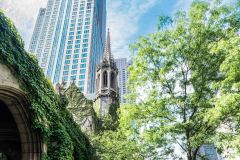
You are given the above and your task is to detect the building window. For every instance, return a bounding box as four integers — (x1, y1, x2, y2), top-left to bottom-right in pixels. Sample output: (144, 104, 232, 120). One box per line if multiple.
(79, 81, 84, 86)
(66, 50, 72, 54)
(83, 43, 88, 47)
(111, 72, 115, 89)
(63, 76, 68, 81)
(72, 65, 78, 69)
(73, 54, 79, 58)
(65, 60, 70, 64)
(75, 44, 81, 48)
(80, 64, 86, 68)
(73, 59, 78, 64)
(84, 30, 89, 33)
(63, 71, 69, 75)
(71, 76, 76, 80)
(68, 40, 73, 44)
(67, 45, 72, 49)
(64, 65, 69, 70)
(69, 36, 74, 40)
(65, 55, 71, 59)
(69, 32, 74, 35)
(71, 70, 77, 75)
(75, 40, 81, 43)
(103, 71, 108, 88)
(81, 58, 86, 63)
(79, 75, 85, 79)
(82, 48, 88, 52)
(82, 53, 87, 58)
(80, 69, 86, 73)
(74, 49, 80, 53)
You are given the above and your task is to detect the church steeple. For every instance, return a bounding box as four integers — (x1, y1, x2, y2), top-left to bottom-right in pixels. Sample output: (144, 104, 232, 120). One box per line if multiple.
(102, 28, 114, 64)
(94, 28, 119, 117)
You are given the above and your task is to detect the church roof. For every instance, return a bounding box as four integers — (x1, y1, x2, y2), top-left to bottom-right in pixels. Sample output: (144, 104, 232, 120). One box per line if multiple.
(102, 28, 115, 64)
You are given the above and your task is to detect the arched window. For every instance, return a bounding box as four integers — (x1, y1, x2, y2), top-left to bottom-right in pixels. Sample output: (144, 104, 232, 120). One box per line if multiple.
(111, 72, 115, 89)
(103, 71, 108, 87)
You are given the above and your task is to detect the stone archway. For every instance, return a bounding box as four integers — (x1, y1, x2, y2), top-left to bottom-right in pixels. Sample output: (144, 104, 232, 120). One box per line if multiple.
(0, 64, 43, 160)
(0, 100, 21, 160)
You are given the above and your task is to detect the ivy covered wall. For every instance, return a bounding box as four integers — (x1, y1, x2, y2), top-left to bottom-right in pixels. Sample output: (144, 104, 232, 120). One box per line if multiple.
(0, 11, 94, 160)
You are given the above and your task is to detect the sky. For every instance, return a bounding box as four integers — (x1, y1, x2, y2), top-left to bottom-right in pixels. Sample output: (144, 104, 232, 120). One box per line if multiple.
(0, 0, 234, 59)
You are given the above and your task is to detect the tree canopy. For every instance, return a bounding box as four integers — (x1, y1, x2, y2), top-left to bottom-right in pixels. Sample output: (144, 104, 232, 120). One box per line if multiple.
(119, 0, 240, 159)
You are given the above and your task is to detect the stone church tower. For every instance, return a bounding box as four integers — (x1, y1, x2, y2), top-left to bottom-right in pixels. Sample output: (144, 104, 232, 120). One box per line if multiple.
(94, 29, 119, 117)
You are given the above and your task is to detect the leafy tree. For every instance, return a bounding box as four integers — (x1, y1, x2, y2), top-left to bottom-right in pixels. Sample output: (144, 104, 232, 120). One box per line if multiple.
(206, 1, 240, 157)
(123, 0, 240, 159)
(91, 103, 143, 159)
(91, 130, 143, 160)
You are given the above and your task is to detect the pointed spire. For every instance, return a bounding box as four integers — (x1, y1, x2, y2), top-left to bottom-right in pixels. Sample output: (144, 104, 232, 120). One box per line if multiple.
(103, 28, 113, 62)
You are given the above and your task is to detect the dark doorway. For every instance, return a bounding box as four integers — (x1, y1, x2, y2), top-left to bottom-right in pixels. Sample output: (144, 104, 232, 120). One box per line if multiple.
(0, 101, 21, 160)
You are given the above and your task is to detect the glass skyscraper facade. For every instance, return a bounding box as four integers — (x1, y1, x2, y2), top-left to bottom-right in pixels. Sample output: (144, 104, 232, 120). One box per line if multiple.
(29, 0, 106, 95)
(115, 58, 132, 104)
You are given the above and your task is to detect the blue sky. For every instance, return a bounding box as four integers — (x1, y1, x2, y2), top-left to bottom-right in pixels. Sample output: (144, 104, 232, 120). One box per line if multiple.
(1, 0, 234, 59)
(107, 0, 193, 58)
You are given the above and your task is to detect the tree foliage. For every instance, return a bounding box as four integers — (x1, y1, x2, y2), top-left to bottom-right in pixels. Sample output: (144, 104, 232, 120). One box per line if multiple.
(65, 83, 96, 127)
(91, 129, 143, 160)
(123, 0, 240, 159)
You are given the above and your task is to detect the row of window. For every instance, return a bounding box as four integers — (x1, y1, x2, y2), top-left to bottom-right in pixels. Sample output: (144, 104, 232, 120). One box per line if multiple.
(67, 40, 89, 46)
(64, 56, 87, 64)
(63, 63, 86, 69)
(65, 54, 88, 59)
(63, 70, 86, 77)
(68, 35, 89, 41)
(63, 75, 85, 84)
(66, 44, 88, 50)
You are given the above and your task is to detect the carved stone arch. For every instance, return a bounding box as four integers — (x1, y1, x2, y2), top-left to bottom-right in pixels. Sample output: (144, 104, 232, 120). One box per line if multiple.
(0, 64, 43, 160)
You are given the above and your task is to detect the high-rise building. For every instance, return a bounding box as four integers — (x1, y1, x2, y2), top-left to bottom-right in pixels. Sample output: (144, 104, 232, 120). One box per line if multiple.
(115, 58, 132, 103)
(29, 0, 106, 95)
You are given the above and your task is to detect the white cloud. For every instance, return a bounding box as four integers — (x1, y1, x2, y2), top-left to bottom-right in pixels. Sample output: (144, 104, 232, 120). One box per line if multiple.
(172, 0, 193, 15)
(0, 0, 47, 48)
(107, 0, 159, 59)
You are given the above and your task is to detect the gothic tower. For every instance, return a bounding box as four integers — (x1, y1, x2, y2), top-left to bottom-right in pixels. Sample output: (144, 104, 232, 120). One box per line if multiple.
(94, 29, 119, 117)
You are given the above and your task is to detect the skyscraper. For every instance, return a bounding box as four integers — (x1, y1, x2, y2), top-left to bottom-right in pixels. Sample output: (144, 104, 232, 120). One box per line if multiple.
(115, 58, 132, 103)
(29, 0, 106, 95)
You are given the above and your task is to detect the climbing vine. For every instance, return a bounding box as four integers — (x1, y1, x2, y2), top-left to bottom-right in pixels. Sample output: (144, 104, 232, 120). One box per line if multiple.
(0, 11, 93, 160)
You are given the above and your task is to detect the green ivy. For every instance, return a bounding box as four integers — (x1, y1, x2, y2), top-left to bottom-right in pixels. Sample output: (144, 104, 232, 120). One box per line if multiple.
(0, 11, 93, 160)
